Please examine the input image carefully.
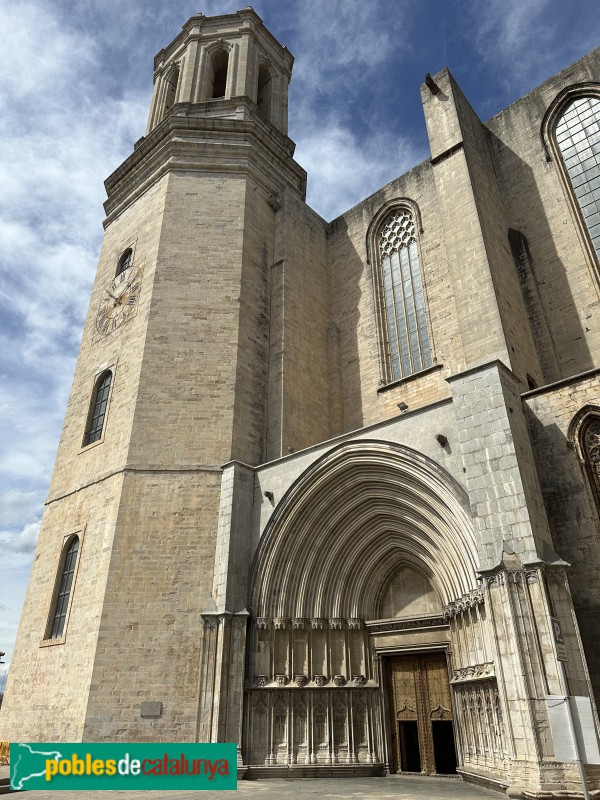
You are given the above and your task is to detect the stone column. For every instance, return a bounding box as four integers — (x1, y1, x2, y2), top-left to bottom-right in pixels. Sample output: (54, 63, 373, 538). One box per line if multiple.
(449, 361, 598, 795)
(197, 460, 255, 771)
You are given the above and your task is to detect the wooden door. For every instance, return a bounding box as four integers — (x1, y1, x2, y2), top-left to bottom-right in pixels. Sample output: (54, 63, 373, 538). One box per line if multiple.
(387, 652, 456, 775)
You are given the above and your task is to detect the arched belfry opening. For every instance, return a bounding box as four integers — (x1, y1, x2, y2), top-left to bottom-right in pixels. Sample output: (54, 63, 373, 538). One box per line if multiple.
(162, 65, 180, 120)
(244, 440, 487, 775)
(209, 48, 229, 99)
(256, 63, 273, 123)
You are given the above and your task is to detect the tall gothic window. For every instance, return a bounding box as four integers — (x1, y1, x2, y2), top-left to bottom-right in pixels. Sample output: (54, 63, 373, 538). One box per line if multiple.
(580, 413, 600, 513)
(47, 536, 79, 639)
(378, 209, 432, 381)
(83, 371, 112, 446)
(555, 96, 600, 262)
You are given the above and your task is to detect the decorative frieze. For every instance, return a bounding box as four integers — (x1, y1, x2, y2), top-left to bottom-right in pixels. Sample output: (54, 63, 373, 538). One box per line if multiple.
(251, 673, 372, 689)
(245, 688, 380, 767)
(451, 662, 495, 684)
(255, 616, 365, 629)
(453, 679, 506, 770)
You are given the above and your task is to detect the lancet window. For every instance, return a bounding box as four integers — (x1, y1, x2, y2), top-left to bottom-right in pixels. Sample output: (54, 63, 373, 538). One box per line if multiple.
(47, 536, 79, 639)
(554, 95, 600, 263)
(116, 248, 132, 276)
(377, 208, 432, 381)
(83, 371, 112, 446)
(580, 413, 600, 513)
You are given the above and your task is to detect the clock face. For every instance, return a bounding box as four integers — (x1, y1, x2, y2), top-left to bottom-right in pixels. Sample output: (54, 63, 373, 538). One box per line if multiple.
(96, 265, 142, 337)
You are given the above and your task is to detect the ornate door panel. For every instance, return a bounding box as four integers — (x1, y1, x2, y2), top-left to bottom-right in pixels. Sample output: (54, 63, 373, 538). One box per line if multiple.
(388, 652, 455, 775)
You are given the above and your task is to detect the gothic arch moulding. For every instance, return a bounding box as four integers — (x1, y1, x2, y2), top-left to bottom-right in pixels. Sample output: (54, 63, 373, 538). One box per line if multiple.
(568, 403, 600, 514)
(249, 439, 479, 621)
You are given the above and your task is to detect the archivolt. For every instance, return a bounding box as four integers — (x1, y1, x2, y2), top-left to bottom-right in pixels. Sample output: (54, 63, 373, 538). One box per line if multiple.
(250, 440, 479, 620)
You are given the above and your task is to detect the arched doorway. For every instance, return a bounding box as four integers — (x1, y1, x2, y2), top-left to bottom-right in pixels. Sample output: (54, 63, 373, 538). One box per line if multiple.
(244, 440, 481, 775)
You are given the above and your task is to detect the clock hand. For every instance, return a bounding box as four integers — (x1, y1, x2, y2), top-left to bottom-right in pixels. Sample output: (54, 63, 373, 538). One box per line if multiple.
(103, 287, 120, 303)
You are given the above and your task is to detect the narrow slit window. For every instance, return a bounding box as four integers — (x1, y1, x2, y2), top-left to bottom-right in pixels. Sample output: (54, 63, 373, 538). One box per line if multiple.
(48, 537, 79, 639)
(555, 96, 600, 262)
(84, 371, 112, 446)
(378, 209, 432, 381)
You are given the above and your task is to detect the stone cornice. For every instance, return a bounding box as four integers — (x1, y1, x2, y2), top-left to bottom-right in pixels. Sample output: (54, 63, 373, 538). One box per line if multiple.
(103, 105, 306, 225)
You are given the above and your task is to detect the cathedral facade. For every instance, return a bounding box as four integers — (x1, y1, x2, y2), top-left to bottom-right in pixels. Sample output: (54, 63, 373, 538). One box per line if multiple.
(2, 9, 600, 797)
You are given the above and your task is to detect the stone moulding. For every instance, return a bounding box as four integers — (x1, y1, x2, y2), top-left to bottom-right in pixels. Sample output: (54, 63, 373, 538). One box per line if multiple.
(367, 615, 446, 633)
(248, 675, 379, 689)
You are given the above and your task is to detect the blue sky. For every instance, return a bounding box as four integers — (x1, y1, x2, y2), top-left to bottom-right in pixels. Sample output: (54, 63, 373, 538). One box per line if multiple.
(0, 0, 599, 679)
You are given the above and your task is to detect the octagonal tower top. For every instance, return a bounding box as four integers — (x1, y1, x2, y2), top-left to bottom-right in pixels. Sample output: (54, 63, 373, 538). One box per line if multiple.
(146, 7, 294, 137)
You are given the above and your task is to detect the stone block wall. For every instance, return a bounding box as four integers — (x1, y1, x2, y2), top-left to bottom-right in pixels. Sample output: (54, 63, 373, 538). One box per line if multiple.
(487, 48, 600, 381)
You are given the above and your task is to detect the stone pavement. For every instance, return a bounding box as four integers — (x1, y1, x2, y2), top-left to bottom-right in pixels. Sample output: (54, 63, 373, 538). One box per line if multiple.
(0, 770, 503, 798)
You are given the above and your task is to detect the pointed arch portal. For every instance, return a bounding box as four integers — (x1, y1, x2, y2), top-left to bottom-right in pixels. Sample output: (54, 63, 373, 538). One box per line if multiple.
(251, 439, 479, 620)
(244, 440, 480, 772)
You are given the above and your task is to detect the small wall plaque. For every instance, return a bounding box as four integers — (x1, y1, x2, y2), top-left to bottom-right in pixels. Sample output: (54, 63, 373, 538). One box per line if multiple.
(140, 701, 162, 718)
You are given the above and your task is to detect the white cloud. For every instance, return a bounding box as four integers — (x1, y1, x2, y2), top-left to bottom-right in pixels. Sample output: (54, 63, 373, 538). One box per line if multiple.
(468, 0, 599, 92)
(297, 120, 422, 221)
(0, 490, 42, 528)
(0, 522, 40, 555)
(0, 1, 148, 664)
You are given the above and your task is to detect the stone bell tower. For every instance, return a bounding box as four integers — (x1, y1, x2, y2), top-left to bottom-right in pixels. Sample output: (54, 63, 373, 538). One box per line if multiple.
(0, 8, 307, 748)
